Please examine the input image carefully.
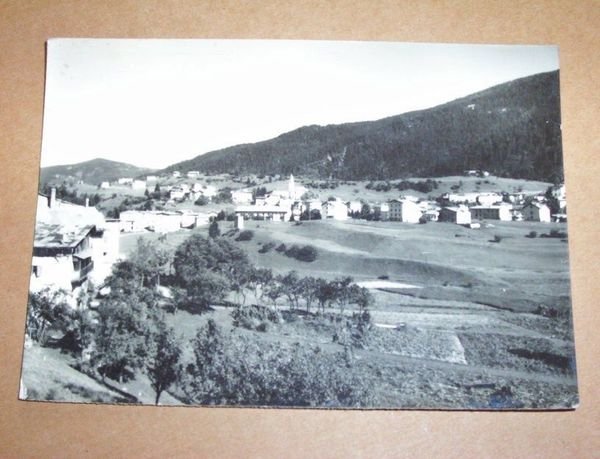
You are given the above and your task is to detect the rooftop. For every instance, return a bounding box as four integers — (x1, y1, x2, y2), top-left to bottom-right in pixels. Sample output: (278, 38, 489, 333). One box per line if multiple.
(34, 222, 95, 249)
(235, 205, 289, 213)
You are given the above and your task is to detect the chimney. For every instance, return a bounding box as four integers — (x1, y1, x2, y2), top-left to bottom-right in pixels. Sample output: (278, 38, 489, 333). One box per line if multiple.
(49, 187, 56, 208)
(85, 197, 89, 208)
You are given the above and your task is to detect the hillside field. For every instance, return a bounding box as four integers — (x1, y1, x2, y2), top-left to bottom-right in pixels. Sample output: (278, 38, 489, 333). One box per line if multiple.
(116, 216, 577, 407)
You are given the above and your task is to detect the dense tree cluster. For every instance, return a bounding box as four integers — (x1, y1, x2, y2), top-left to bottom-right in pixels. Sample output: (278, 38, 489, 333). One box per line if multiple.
(179, 320, 374, 407)
(172, 234, 252, 312)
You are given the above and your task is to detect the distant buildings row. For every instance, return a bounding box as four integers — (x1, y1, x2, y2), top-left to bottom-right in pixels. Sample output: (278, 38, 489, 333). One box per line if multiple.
(233, 177, 567, 225)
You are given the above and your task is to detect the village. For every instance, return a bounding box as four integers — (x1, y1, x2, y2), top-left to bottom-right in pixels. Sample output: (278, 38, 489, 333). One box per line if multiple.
(31, 168, 568, 296)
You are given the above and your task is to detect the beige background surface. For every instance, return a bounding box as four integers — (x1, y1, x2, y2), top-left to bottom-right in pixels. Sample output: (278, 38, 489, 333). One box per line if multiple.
(1, 1, 598, 457)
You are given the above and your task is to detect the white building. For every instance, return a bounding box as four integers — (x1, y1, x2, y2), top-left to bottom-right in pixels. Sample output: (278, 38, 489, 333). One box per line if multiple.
(117, 177, 133, 185)
(100, 181, 110, 189)
(202, 185, 218, 198)
(446, 193, 479, 204)
(231, 189, 253, 204)
(31, 191, 118, 292)
(119, 210, 208, 233)
(470, 204, 513, 221)
(235, 205, 290, 222)
(323, 199, 349, 220)
(131, 180, 146, 190)
(172, 171, 181, 178)
(180, 211, 211, 228)
(476, 193, 502, 206)
(521, 202, 551, 223)
(388, 199, 423, 223)
(439, 205, 472, 225)
(169, 186, 187, 200)
(187, 171, 200, 178)
(423, 209, 440, 222)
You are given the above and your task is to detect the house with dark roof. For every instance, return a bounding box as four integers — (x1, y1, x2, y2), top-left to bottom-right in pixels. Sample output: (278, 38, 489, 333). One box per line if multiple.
(439, 205, 472, 225)
(521, 202, 551, 223)
(30, 190, 118, 292)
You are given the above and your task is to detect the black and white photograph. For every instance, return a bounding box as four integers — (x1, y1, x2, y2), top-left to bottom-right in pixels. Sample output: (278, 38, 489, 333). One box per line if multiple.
(20, 38, 577, 409)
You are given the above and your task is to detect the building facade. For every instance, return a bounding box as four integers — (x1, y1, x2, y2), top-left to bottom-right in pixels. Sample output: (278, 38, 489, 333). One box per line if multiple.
(439, 206, 472, 225)
(388, 199, 422, 223)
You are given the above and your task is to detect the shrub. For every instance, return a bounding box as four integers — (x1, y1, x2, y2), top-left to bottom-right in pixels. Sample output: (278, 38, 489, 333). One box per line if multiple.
(285, 244, 318, 262)
(540, 229, 567, 239)
(236, 230, 254, 241)
(296, 245, 318, 262)
(275, 243, 287, 253)
(195, 196, 209, 206)
(526, 230, 537, 238)
(231, 304, 282, 331)
(258, 242, 276, 254)
(550, 229, 568, 239)
(492, 235, 503, 243)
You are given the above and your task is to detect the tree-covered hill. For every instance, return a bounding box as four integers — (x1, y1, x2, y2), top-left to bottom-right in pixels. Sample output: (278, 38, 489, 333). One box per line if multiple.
(163, 71, 563, 182)
(40, 158, 154, 186)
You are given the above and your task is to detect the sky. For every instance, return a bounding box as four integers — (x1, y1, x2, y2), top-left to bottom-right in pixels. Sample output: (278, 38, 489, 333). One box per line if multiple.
(41, 39, 559, 169)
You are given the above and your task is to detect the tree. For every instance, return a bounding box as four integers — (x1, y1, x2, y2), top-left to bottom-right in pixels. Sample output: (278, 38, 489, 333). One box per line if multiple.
(208, 220, 220, 238)
(91, 297, 150, 382)
(104, 260, 143, 295)
(145, 322, 181, 405)
(183, 319, 231, 403)
(278, 271, 303, 310)
(299, 276, 318, 313)
(316, 279, 337, 313)
(174, 234, 251, 286)
(173, 234, 252, 311)
(177, 270, 230, 312)
(152, 183, 162, 199)
(129, 237, 171, 288)
(26, 288, 72, 346)
(352, 285, 373, 314)
(333, 277, 354, 314)
(265, 280, 283, 308)
(246, 267, 273, 304)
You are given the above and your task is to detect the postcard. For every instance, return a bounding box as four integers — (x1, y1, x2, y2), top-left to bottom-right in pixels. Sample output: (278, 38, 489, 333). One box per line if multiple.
(20, 39, 577, 408)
